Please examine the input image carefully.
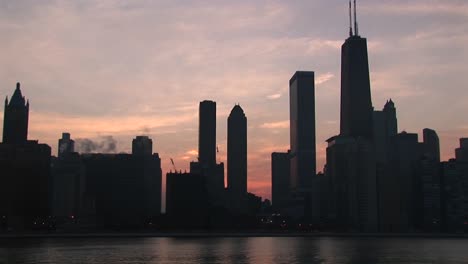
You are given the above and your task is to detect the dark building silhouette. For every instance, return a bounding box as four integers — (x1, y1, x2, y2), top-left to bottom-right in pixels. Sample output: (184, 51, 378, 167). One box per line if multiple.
(373, 100, 398, 231)
(58, 132, 75, 158)
(3, 82, 29, 144)
(373, 100, 397, 163)
(79, 137, 161, 227)
(227, 105, 247, 211)
(289, 71, 316, 190)
(193, 100, 224, 202)
(455, 138, 468, 162)
(271, 151, 290, 211)
(423, 128, 441, 163)
(132, 136, 153, 156)
(324, 2, 378, 232)
(339, 13, 373, 139)
(441, 140, 468, 233)
(199, 100, 216, 166)
(325, 135, 377, 231)
(389, 132, 422, 231)
(0, 83, 51, 229)
(51, 151, 85, 221)
(165, 172, 209, 227)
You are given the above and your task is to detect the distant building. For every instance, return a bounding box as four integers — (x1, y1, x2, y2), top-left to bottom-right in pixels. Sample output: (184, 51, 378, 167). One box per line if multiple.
(81, 151, 162, 227)
(132, 136, 153, 156)
(373, 100, 398, 232)
(339, 30, 373, 140)
(0, 83, 51, 229)
(388, 132, 422, 231)
(441, 159, 467, 232)
(58, 132, 75, 158)
(325, 135, 377, 232)
(193, 100, 224, 202)
(227, 105, 248, 212)
(289, 71, 316, 191)
(423, 128, 440, 163)
(51, 151, 85, 220)
(199, 100, 216, 166)
(323, 3, 377, 232)
(3, 82, 29, 144)
(271, 151, 290, 211)
(165, 172, 209, 227)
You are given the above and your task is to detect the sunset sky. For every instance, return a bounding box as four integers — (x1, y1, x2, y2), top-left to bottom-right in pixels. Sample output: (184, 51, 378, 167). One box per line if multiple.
(1, 0, 467, 202)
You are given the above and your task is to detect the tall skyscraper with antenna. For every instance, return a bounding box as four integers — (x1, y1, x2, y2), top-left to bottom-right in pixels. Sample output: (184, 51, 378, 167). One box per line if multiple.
(340, 0, 373, 139)
(325, 1, 378, 232)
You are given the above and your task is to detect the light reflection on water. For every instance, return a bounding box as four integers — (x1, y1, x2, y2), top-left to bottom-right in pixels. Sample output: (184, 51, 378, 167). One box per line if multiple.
(0, 237, 468, 264)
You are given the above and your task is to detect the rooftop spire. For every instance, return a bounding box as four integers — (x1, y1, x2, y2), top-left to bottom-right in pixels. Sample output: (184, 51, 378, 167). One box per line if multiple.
(349, 1, 353, 37)
(353, 0, 359, 36)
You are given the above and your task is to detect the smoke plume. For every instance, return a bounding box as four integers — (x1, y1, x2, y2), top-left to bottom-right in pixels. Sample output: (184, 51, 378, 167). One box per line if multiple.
(75, 136, 118, 153)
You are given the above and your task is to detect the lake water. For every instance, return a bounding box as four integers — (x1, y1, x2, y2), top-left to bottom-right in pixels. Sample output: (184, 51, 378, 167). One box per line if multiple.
(1, 237, 468, 264)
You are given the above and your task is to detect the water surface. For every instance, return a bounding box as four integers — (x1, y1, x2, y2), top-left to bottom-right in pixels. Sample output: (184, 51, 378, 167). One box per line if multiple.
(1, 237, 467, 264)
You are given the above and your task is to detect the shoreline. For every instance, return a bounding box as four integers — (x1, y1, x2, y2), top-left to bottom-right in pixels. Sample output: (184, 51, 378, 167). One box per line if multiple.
(1, 232, 467, 239)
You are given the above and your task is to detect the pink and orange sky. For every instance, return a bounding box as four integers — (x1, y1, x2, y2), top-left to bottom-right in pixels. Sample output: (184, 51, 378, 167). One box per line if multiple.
(1, 0, 468, 201)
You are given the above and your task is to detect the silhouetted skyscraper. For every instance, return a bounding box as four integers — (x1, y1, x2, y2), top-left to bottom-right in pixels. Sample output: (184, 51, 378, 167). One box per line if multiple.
(289, 71, 316, 190)
(199, 100, 216, 166)
(3, 82, 29, 144)
(227, 105, 247, 209)
(58, 132, 75, 158)
(324, 2, 378, 232)
(132, 136, 153, 156)
(423, 128, 440, 163)
(340, 13, 373, 139)
(373, 99, 398, 163)
(271, 151, 290, 211)
(193, 100, 224, 204)
(0, 84, 51, 229)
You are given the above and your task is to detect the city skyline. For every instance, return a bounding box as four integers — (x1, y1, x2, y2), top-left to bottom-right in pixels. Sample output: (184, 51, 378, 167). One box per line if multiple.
(1, 0, 468, 200)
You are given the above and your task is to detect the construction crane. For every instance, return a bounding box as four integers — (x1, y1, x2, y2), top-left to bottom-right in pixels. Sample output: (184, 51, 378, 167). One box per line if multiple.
(170, 158, 176, 172)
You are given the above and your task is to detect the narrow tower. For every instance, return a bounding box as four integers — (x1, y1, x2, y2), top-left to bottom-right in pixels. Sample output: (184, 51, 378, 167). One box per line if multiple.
(289, 71, 316, 190)
(227, 105, 247, 203)
(3, 82, 29, 144)
(198, 100, 217, 167)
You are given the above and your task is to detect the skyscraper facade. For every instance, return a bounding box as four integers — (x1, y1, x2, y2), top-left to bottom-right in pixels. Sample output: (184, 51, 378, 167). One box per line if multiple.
(340, 25, 373, 139)
(289, 71, 316, 190)
(0, 83, 51, 229)
(132, 136, 153, 156)
(58, 132, 75, 158)
(324, 2, 378, 231)
(3, 82, 29, 144)
(199, 100, 216, 166)
(227, 105, 247, 207)
(271, 151, 291, 211)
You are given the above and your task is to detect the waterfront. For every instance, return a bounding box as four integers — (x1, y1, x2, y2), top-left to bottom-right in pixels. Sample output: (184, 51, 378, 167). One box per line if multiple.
(1, 237, 468, 264)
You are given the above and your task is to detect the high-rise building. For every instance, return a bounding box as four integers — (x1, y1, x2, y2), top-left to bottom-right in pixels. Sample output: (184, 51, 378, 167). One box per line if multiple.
(194, 100, 224, 202)
(340, 3, 373, 139)
(227, 105, 247, 210)
(324, 2, 378, 232)
(199, 100, 216, 166)
(82, 152, 162, 227)
(0, 84, 51, 229)
(271, 151, 290, 211)
(58, 132, 75, 158)
(132, 136, 153, 156)
(373, 100, 398, 231)
(289, 71, 316, 190)
(3, 82, 29, 144)
(423, 128, 440, 163)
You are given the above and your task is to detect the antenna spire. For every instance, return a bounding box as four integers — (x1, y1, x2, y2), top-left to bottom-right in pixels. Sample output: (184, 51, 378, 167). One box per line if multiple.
(353, 0, 359, 36)
(348, 1, 353, 37)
